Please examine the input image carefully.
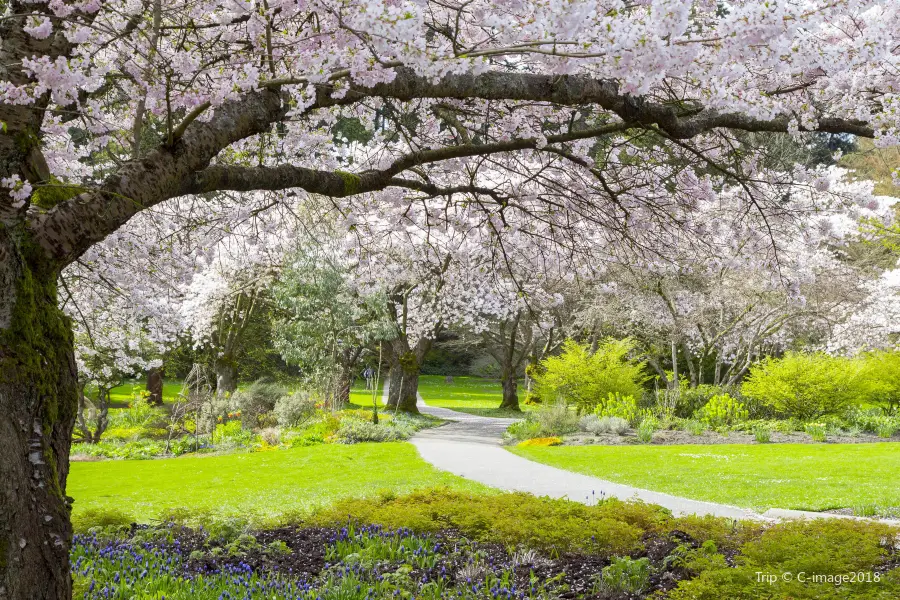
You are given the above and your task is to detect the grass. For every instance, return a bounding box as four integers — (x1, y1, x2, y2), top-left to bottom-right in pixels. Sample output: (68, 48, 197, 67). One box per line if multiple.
(106, 379, 184, 405)
(510, 443, 900, 513)
(69, 442, 491, 528)
(417, 374, 530, 417)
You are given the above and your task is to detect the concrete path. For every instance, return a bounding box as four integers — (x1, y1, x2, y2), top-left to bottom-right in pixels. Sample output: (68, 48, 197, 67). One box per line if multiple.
(386, 384, 900, 525)
(385, 384, 764, 520)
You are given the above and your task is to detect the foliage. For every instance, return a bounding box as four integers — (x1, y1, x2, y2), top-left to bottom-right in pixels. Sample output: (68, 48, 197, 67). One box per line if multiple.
(667, 519, 900, 599)
(593, 556, 651, 596)
(579, 414, 629, 436)
(312, 489, 666, 557)
(532, 339, 648, 412)
(230, 378, 287, 428)
(862, 350, 900, 414)
(273, 389, 318, 427)
(805, 422, 827, 442)
(595, 392, 642, 426)
(636, 418, 656, 443)
(532, 400, 580, 437)
(681, 419, 706, 436)
(742, 352, 871, 420)
(517, 437, 563, 447)
(752, 424, 772, 443)
(696, 394, 749, 428)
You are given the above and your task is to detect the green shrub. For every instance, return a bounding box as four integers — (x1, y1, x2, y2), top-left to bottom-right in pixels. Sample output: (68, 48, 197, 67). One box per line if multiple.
(336, 418, 410, 443)
(668, 519, 900, 599)
(752, 424, 771, 443)
(696, 394, 749, 428)
(311, 489, 663, 557)
(72, 508, 134, 532)
(579, 415, 629, 435)
(681, 419, 705, 436)
(877, 421, 897, 438)
(742, 352, 870, 420)
(273, 390, 317, 427)
(669, 384, 731, 419)
(595, 392, 641, 426)
(108, 396, 165, 429)
(231, 379, 286, 428)
(805, 422, 827, 442)
(533, 400, 580, 436)
(861, 350, 900, 414)
(594, 556, 651, 596)
(532, 338, 648, 412)
(503, 419, 543, 442)
(637, 417, 657, 443)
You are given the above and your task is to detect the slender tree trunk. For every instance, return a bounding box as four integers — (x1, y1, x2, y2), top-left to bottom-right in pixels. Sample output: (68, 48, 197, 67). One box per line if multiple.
(0, 237, 78, 600)
(214, 358, 237, 397)
(336, 363, 353, 409)
(499, 371, 520, 411)
(146, 367, 164, 406)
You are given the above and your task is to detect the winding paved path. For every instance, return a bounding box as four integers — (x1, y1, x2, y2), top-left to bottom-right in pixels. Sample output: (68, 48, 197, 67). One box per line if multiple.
(385, 385, 764, 520)
(386, 384, 900, 525)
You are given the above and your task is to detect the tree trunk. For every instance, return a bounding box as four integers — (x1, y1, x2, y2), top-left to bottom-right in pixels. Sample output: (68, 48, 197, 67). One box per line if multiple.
(386, 351, 421, 414)
(214, 358, 237, 397)
(336, 363, 353, 409)
(146, 367, 164, 406)
(499, 372, 520, 411)
(0, 236, 78, 600)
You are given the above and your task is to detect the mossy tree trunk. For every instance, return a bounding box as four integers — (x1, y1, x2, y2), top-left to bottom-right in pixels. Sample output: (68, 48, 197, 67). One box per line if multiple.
(385, 338, 430, 414)
(214, 357, 237, 397)
(499, 372, 520, 411)
(0, 233, 78, 600)
(145, 367, 164, 406)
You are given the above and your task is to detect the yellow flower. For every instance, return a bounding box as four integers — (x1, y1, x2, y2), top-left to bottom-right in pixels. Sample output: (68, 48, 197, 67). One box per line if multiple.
(518, 437, 563, 447)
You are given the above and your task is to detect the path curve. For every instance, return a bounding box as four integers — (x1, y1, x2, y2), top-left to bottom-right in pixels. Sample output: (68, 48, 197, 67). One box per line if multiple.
(384, 384, 764, 520)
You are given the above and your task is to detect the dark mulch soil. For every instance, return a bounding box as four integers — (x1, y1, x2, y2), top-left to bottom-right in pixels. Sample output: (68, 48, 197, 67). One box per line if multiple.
(135, 524, 727, 599)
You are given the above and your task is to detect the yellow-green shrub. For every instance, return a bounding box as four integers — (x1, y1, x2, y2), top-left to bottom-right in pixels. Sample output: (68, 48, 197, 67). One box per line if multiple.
(741, 352, 870, 420)
(696, 394, 749, 428)
(533, 338, 648, 413)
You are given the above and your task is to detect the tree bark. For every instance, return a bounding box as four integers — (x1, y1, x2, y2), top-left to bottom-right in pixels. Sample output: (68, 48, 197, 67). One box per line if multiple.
(146, 367, 164, 406)
(499, 372, 520, 411)
(385, 339, 427, 414)
(0, 234, 77, 600)
(214, 358, 237, 397)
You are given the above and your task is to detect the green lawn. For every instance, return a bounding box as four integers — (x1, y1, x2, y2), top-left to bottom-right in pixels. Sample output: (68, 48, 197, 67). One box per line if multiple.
(69, 442, 490, 527)
(417, 374, 530, 417)
(510, 443, 900, 513)
(107, 379, 184, 405)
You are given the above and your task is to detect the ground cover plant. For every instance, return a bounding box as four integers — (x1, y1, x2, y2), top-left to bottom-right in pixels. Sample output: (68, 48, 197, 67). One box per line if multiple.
(510, 443, 900, 517)
(71, 490, 900, 599)
(68, 443, 491, 528)
(71, 378, 434, 460)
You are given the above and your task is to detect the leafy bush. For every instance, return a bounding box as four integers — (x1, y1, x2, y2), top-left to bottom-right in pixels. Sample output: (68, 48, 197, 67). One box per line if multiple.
(517, 437, 562, 447)
(696, 394, 749, 428)
(595, 392, 641, 426)
(108, 396, 164, 429)
(862, 350, 900, 414)
(503, 419, 542, 442)
(594, 556, 651, 596)
(805, 422, 827, 442)
(667, 519, 900, 599)
(336, 417, 416, 443)
(580, 414, 629, 435)
(636, 417, 657, 443)
(532, 339, 648, 412)
(231, 379, 286, 428)
(752, 424, 771, 443)
(273, 390, 317, 427)
(534, 400, 580, 436)
(742, 352, 870, 420)
(681, 419, 705, 436)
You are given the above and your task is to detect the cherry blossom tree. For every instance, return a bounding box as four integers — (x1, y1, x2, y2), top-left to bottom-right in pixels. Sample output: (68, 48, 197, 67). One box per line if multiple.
(1, 0, 900, 596)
